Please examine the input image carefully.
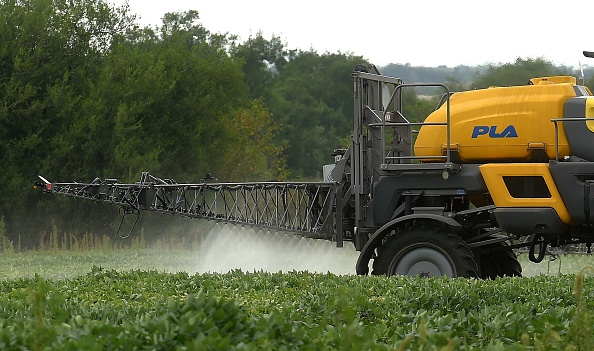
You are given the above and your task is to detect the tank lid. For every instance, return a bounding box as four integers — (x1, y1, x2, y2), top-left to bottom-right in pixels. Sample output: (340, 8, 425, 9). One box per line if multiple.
(530, 76, 577, 85)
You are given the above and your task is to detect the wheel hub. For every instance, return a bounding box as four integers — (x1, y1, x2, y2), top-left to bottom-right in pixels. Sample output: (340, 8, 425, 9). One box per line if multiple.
(391, 247, 455, 277)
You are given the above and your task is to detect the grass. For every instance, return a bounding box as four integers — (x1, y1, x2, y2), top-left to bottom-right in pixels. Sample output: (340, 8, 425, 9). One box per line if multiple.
(0, 243, 593, 281)
(0, 248, 201, 280)
(517, 252, 594, 277)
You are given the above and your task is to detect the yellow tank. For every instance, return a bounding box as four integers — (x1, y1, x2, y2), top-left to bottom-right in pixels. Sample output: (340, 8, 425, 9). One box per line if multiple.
(414, 77, 578, 162)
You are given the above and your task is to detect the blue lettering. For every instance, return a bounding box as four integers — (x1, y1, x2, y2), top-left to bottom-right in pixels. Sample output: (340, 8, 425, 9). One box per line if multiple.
(472, 125, 518, 138)
(499, 125, 518, 138)
(471, 126, 489, 138)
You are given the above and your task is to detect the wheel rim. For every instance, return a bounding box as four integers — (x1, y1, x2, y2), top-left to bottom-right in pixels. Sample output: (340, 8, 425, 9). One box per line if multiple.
(389, 246, 455, 277)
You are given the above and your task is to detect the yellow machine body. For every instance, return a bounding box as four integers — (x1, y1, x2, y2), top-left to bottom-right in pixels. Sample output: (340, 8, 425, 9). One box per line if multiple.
(414, 77, 579, 162)
(479, 163, 572, 224)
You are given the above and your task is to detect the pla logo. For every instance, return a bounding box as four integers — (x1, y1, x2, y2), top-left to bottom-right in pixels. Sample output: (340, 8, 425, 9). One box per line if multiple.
(471, 125, 518, 138)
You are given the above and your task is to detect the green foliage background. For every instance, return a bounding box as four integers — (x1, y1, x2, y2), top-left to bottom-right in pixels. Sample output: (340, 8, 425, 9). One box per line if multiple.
(1, 0, 590, 247)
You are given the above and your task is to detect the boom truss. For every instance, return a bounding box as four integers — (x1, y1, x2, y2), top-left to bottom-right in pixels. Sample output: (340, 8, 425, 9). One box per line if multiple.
(37, 172, 342, 243)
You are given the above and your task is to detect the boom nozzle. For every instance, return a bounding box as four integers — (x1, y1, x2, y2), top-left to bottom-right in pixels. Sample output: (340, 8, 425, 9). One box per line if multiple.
(35, 175, 52, 191)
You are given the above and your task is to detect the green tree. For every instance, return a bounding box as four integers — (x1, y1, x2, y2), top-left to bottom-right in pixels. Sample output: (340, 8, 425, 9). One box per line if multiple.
(230, 33, 292, 100)
(1, 2, 286, 246)
(401, 89, 439, 123)
(220, 99, 287, 181)
(267, 51, 365, 178)
(0, 0, 137, 244)
(471, 57, 570, 89)
(98, 11, 284, 182)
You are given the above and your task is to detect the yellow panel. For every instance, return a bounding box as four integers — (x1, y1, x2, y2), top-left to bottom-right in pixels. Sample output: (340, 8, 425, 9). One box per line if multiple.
(586, 98, 594, 132)
(479, 163, 572, 224)
(415, 82, 574, 162)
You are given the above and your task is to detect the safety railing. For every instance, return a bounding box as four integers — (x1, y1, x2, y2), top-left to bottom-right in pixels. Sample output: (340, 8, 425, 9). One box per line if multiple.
(550, 117, 594, 160)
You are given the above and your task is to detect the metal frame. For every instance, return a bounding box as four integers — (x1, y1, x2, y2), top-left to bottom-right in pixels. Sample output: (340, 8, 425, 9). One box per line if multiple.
(41, 172, 339, 241)
(551, 117, 594, 160)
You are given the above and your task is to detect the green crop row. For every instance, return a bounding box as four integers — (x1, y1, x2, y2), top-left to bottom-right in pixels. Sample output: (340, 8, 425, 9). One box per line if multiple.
(0, 267, 592, 350)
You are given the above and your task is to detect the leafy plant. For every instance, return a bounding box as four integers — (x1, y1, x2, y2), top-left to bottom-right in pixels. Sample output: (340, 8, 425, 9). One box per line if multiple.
(0, 264, 592, 350)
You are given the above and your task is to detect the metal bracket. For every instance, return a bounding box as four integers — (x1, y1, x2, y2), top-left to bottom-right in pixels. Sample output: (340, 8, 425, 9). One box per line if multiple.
(116, 206, 140, 239)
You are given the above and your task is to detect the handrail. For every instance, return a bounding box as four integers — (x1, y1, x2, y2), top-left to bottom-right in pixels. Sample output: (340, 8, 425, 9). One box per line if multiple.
(550, 117, 594, 160)
(362, 81, 452, 168)
(387, 83, 452, 165)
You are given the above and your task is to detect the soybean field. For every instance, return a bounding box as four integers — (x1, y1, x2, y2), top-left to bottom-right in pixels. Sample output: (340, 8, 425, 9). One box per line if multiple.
(0, 226, 593, 350)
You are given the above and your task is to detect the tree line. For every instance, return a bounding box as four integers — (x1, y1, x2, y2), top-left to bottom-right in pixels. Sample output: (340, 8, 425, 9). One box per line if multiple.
(1, 0, 588, 247)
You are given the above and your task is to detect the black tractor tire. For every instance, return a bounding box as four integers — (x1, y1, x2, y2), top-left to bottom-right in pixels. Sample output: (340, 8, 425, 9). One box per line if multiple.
(371, 226, 478, 278)
(475, 242, 522, 279)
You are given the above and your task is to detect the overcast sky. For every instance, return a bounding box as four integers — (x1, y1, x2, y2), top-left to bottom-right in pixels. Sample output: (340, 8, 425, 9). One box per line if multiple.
(108, 0, 594, 68)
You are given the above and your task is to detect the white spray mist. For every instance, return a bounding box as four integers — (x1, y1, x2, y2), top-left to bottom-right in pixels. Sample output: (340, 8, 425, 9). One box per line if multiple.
(190, 223, 359, 275)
